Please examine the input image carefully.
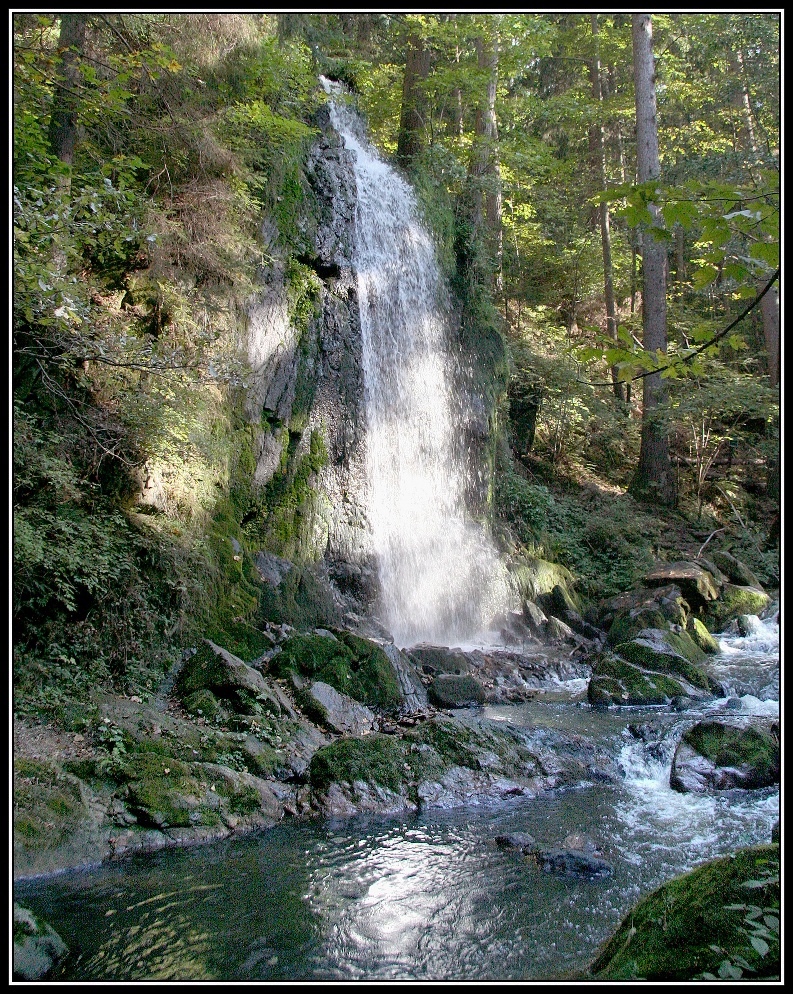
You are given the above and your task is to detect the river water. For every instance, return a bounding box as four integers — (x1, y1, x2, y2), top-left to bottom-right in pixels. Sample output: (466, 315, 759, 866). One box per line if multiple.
(15, 614, 779, 981)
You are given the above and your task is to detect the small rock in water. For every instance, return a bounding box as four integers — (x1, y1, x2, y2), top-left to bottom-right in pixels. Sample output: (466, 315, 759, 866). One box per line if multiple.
(725, 697, 743, 711)
(736, 614, 763, 637)
(530, 848, 613, 879)
(495, 832, 536, 852)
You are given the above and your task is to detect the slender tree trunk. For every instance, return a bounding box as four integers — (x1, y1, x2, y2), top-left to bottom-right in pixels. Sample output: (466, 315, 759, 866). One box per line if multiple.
(590, 15, 624, 402)
(49, 14, 87, 175)
(629, 13, 676, 506)
(49, 13, 87, 274)
(471, 30, 502, 291)
(760, 283, 779, 386)
(674, 224, 686, 283)
(397, 30, 431, 166)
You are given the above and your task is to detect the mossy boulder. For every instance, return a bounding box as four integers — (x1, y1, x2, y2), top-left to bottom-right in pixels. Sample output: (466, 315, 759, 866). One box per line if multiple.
(643, 562, 720, 608)
(177, 640, 284, 716)
(588, 652, 690, 707)
(686, 616, 719, 654)
(270, 631, 403, 711)
(589, 626, 723, 707)
(589, 845, 780, 980)
(708, 550, 763, 590)
(506, 554, 577, 606)
(408, 644, 471, 676)
(613, 629, 721, 694)
(428, 674, 486, 708)
(706, 584, 770, 630)
(13, 904, 69, 980)
(670, 719, 780, 792)
(605, 585, 689, 646)
(309, 734, 408, 793)
(182, 688, 223, 719)
(120, 753, 202, 829)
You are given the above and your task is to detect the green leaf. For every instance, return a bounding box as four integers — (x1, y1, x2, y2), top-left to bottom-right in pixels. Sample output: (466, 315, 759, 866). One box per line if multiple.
(691, 264, 719, 289)
(749, 240, 779, 267)
(750, 936, 769, 957)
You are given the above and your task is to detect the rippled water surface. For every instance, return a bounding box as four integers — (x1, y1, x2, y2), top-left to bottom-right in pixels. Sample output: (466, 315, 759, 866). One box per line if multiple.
(15, 617, 778, 981)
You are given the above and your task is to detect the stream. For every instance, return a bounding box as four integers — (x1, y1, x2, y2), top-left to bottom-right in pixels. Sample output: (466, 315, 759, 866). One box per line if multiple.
(15, 613, 779, 981)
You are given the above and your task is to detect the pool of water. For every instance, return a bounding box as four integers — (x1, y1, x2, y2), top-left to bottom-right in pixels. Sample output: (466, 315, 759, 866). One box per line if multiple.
(14, 616, 779, 981)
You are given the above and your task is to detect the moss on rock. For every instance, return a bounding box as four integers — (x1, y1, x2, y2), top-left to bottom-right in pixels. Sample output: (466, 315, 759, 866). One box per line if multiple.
(309, 734, 408, 793)
(686, 616, 719, 654)
(613, 629, 716, 691)
(428, 674, 486, 708)
(707, 584, 770, 630)
(270, 631, 403, 710)
(588, 652, 687, 707)
(671, 720, 780, 792)
(183, 688, 223, 719)
(13, 759, 87, 851)
(590, 845, 780, 980)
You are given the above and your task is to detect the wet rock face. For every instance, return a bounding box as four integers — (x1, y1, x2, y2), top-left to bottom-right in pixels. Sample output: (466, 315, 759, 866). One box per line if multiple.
(245, 108, 374, 604)
(670, 718, 780, 793)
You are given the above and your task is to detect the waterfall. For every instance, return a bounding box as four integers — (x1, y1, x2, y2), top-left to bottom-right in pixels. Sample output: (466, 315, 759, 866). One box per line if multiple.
(322, 80, 509, 647)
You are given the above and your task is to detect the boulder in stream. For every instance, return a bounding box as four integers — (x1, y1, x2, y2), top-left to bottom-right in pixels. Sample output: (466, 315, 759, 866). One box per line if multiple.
(670, 718, 780, 793)
(13, 904, 69, 980)
(495, 831, 536, 851)
(589, 844, 780, 980)
(706, 584, 770, 629)
(529, 847, 612, 879)
(588, 625, 722, 707)
(428, 674, 486, 708)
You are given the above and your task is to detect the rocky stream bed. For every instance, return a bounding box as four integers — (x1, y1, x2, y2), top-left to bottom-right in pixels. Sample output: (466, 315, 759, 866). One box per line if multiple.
(13, 555, 780, 981)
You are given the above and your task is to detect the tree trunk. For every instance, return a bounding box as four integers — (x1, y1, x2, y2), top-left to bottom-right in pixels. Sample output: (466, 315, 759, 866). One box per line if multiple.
(49, 13, 87, 274)
(471, 30, 502, 291)
(629, 13, 676, 506)
(760, 282, 779, 386)
(48, 13, 87, 172)
(397, 30, 431, 167)
(590, 15, 624, 402)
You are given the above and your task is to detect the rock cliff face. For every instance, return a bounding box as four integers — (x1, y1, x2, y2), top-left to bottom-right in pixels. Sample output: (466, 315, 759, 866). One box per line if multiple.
(245, 106, 377, 616)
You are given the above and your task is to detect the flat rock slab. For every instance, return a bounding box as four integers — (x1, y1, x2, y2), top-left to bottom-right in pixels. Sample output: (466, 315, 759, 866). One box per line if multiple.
(307, 681, 376, 735)
(644, 562, 720, 605)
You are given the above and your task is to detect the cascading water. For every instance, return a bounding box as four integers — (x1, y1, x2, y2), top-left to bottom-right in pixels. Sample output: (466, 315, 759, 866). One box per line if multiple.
(322, 79, 509, 647)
